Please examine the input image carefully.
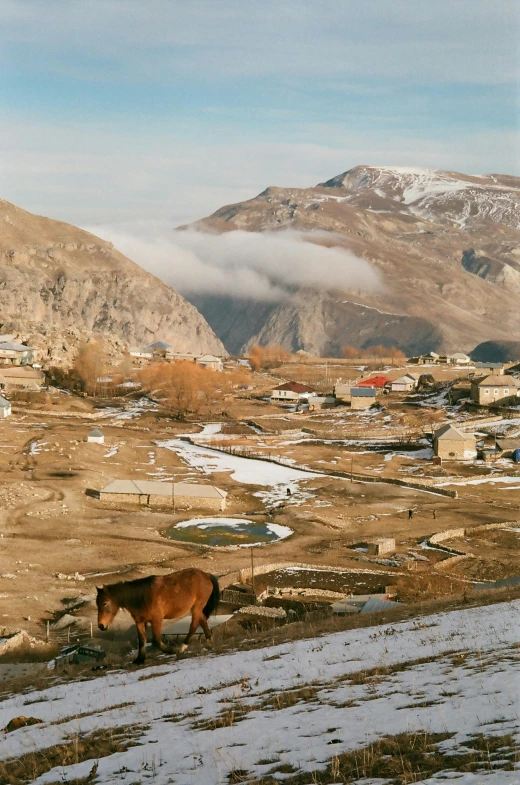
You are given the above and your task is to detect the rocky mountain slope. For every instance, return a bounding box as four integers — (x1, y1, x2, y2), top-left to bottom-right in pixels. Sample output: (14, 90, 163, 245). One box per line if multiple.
(186, 165, 520, 356)
(0, 200, 225, 364)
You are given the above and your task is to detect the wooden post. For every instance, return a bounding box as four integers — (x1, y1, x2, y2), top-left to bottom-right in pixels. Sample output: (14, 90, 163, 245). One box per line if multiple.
(67, 628, 70, 643)
(351, 457, 354, 482)
(250, 547, 255, 596)
(46, 620, 49, 642)
(90, 622, 93, 639)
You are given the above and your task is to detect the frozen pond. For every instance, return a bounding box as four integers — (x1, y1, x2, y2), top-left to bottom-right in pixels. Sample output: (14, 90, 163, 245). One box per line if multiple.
(165, 517, 293, 547)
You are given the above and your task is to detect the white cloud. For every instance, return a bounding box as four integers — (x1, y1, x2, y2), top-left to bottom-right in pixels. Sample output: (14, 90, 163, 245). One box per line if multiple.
(85, 226, 381, 302)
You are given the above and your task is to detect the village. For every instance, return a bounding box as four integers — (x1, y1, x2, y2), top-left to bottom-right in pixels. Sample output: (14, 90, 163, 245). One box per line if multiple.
(0, 335, 520, 674)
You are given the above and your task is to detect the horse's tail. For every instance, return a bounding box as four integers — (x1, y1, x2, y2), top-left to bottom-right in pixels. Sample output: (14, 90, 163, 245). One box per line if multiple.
(203, 574, 220, 619)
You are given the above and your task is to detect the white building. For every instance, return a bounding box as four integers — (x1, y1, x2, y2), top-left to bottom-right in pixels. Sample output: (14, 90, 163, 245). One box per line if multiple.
(87, 428, 105, 444)
(0, 396, 11, 418)
(390, 374, 418, 393)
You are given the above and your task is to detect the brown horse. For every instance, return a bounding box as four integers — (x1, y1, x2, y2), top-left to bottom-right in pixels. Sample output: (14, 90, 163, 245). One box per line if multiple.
(96, 568, 220, 664)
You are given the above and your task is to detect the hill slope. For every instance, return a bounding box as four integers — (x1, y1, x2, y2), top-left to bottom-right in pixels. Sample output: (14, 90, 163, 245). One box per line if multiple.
(0, 600, 518, 783)
(187, 165, 520, 356)
(0, 199, 225, 361)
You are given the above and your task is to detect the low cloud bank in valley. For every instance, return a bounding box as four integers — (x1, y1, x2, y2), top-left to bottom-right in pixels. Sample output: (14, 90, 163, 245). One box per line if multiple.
(88, 227, 381, 301)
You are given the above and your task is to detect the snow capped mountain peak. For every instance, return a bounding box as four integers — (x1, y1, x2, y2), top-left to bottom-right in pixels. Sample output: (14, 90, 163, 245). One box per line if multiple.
(319, 165, 520, 229)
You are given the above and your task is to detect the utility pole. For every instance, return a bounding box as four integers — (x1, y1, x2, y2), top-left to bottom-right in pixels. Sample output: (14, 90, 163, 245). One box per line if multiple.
(351, 456, 354, 482)
(250, 547, 255, 597)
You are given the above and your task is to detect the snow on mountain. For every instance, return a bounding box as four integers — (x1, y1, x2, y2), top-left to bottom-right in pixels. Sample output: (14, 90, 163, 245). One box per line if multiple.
(320, 165, 520, 229)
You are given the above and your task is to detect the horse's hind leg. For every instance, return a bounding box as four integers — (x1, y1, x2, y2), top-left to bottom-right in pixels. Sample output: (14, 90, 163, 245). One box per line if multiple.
(133, 621, 147, 665)
(200, 615, 213, 647)
(178, 611, 200, 654)
(151, 616, 174, 654)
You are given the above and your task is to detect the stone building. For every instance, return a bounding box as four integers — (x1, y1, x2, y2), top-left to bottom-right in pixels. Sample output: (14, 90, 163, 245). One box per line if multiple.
(470, 375, 520, 405)
(433, 424, 477, 460)
(350, 387, 377, 409)
(99, 479, 227, 511)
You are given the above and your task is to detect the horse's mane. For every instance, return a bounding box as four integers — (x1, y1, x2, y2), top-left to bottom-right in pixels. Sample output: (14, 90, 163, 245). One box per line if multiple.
(108, 575, 156, 613)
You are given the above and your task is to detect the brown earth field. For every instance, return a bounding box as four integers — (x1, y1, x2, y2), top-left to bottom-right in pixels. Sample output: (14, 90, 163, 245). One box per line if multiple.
(0, 387, 519, 666)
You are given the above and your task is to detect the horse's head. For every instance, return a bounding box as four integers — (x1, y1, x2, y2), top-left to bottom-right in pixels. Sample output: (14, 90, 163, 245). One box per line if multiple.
(96, 585, 119, 631)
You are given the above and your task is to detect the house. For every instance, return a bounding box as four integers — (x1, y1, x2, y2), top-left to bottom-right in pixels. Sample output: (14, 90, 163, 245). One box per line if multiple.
(334, 382, 354, 403)
(271, 382, 317, 403)
(356, 375, 390, 389)
(195, 355, 223, 372)
(470, 375, 520, 405)
(495, 438, 520, 459)
(0, 342, 34, 366)
(433, 424, 477, 460)
(98, 480, 227, 511)
(129, 348, 153, 363)
(0, 396, 11, 418)
(350, 387, 377, 409)
(87, 428, 104, 444)
(308, 395, 336, 411)
(448, 352, 471, 365)
(474, 362, 505, 375)
(390, 374, 418, 393)
(143, 341, 173, 358)
(0, 366, 44, 391)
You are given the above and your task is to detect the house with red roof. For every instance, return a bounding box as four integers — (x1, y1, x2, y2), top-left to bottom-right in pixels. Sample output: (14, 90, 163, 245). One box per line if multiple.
(356, 375, 390, 389)
(271, 381, 317, 402)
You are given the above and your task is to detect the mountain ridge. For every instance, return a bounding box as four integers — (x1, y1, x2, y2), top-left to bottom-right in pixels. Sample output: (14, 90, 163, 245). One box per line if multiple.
(0, 199, 225, 364)
(185, 164, 520, 356)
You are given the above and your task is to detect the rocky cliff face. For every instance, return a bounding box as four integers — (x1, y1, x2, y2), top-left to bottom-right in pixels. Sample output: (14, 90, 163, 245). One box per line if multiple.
(187, 165, 520, 356)
(0, 199, 225, 364)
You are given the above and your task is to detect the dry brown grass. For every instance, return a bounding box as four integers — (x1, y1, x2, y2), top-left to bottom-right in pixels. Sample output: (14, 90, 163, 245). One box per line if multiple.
(249, 731, 518, 784)
(0, 724, 146, 785)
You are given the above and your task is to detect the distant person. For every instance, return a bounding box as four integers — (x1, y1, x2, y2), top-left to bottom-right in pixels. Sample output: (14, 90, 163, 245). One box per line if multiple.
(433, 509, 437, 520)
(408, 509, 413, 520)
(286, 487, 292, 497)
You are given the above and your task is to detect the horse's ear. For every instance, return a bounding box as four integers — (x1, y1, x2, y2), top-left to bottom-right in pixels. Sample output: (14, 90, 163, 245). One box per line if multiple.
(96, 586, 102, 592)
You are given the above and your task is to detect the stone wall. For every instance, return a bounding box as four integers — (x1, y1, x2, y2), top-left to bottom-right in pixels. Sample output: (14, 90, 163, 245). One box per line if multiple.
(175, 495, 225, 512)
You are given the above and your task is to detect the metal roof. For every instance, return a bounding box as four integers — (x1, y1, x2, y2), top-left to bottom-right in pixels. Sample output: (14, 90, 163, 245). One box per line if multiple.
(0, 396, 10, 407)
(0, 342, 31, 352)
(88, 428, 104, 437)
(99, 480, 226, 498)
(350, 387, 376, 397)
(360, 597, 400, 614)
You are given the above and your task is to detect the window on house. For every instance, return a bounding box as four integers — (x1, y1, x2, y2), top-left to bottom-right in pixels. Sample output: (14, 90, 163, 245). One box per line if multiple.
(504, 389, 509, 395)
(484, 389, 489, 394)
(494, 389, 499, 395)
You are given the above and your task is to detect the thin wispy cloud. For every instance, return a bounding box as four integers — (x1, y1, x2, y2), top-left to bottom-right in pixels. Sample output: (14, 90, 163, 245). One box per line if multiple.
(1, 1, 518, 227)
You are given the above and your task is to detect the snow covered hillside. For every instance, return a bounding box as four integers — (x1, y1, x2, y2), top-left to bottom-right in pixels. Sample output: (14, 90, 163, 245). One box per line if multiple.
(1, 601, 519, 784)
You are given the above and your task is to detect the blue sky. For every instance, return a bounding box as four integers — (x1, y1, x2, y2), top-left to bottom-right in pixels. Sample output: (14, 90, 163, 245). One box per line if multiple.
(1, 0, 519, 227)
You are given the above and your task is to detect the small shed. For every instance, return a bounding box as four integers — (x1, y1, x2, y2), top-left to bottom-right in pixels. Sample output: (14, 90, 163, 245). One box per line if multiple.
(87, 428, 104, 444)
(366, 538, 395, 556)
(350, 387, 377, 409)
(0, 396, 11, 418)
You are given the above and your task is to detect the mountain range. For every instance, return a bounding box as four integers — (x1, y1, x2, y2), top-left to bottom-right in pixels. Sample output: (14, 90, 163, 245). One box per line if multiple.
(186, 165, 520, 356)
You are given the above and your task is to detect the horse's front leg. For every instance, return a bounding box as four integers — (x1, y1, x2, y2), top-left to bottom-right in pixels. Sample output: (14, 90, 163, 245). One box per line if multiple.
(133, 621, 147, 665)
(151, 616, 174, 654)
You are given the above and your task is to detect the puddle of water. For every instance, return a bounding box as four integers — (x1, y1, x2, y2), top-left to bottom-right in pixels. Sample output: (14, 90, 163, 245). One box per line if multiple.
(165, 517, 292, 547)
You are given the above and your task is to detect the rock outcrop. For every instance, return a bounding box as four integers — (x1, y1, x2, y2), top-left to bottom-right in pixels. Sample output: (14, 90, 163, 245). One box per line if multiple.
(0, 200, 225, 364)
